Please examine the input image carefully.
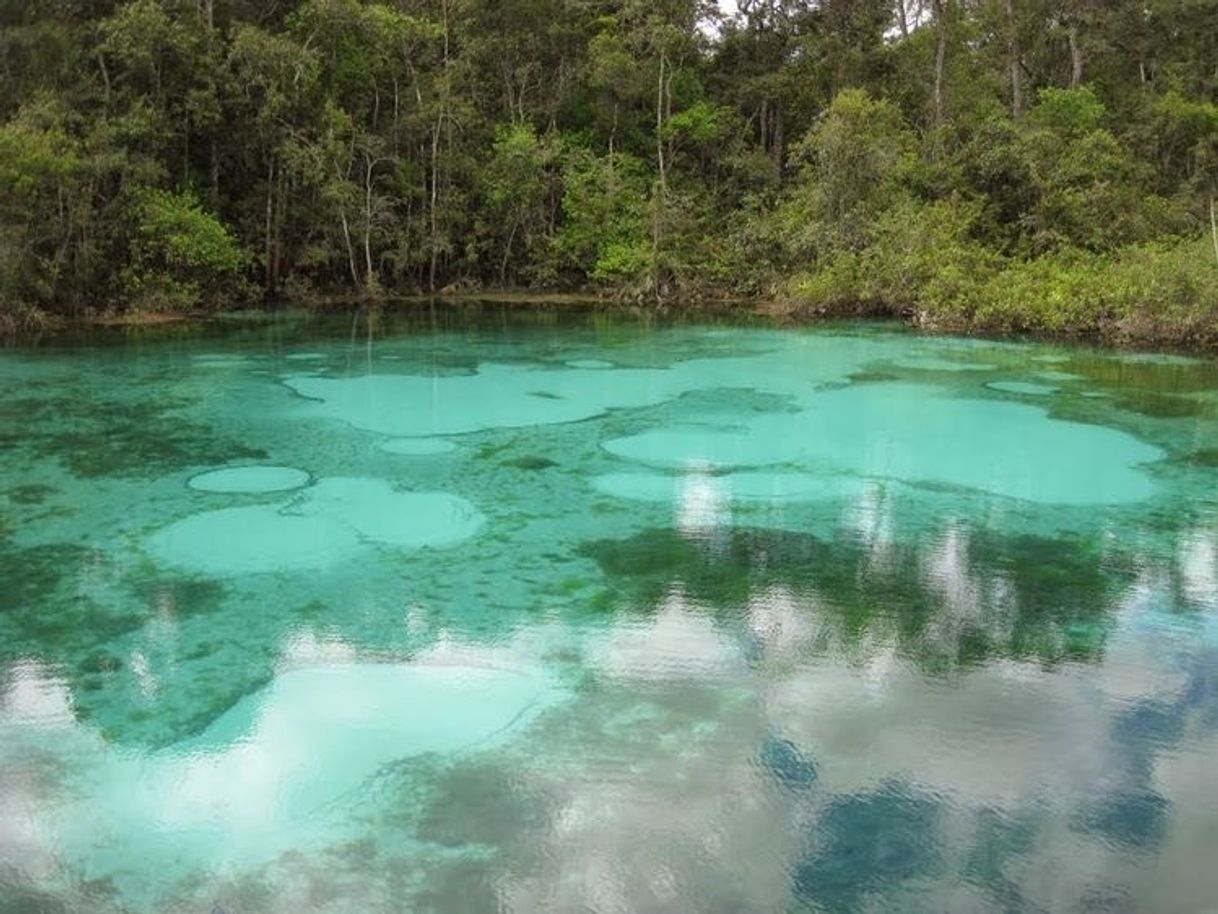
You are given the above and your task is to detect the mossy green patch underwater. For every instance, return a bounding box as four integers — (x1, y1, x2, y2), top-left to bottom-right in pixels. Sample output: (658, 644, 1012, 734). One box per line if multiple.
(2, 313, 1218, 913)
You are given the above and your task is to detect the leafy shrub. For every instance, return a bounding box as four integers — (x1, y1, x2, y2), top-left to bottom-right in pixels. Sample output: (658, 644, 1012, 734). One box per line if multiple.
(123, 187, 247, 310)
(974, 240, 1218, 342)
(554, 148, 650, 284)
(782, 89, 918, 257)
(786, 195, 998, 318)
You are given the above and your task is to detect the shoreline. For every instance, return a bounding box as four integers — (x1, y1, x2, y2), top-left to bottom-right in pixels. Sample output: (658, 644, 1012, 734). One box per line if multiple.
(5, 291, 1218, 359)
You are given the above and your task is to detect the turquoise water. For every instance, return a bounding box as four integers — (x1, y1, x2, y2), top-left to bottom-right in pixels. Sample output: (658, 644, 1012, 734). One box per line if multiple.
(3, 310, 1218, 912)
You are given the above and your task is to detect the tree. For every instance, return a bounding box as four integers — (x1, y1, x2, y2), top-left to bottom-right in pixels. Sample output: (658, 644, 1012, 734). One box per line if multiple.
(476, 124, 557, 284)
(123, 185, 246, 307)
(1, 0, 1217, 339)
(786, 89, 915, 254)
(0, 95, 89, 311)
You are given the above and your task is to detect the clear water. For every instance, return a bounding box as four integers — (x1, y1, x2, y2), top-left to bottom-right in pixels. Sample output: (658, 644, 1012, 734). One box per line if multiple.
(3, 309, 1218, 913)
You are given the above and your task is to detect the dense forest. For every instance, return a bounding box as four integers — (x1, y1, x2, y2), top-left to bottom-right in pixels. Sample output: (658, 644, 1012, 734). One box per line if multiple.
(1, 0, 1217, 340)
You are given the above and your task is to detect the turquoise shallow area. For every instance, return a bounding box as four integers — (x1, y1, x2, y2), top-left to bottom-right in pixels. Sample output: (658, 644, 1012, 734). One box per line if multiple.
(187, 465, 311, 493)
(3, 310, 1218, 913)
(601, 382, 1161, 505)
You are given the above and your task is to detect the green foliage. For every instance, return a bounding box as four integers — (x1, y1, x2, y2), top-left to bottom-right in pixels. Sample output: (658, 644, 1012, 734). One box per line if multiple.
(0, 0, 1216, 342)
(1016, 87, 1178, 253)
(555, 148, 651, 289)
(124, 187, 246, 309)
(665, 101, 735, 145)
(788, 196, 999, 317)
(787, 89, 916, 251)
(0, 95, 93, 313)
(0, 118, 79, 193)
(1026, 87, 1108, 135)
(475, 124, 558, 284)
(1144, 91, 1218, 195)
(974, 240, 1218, 342)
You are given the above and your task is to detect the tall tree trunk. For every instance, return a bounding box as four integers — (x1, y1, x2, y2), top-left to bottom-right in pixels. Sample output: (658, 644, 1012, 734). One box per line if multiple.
(1210, 198, 1218, 267)
(430, 0, 451, 292)
(608, 103, 618, 168)
(503, 66, 516, 123)
(1067, 20, 1083, 87)
(264, 158, 276, 294)
(340, 205, 360, 291)
(664, 66, 674, 170)
(97, 53, 111, 103)
(429, 118, 441, 292)
(773, 103, 784, 182)
(392, 75, 401, 156)
(655, 53, 667, 195)
(210, 136, 220, 200)
(363, 155, 377, 293)
(652, 52, 668, 300)
(274, 164, 286, 292)
(931, 0, 948, 145)
(896, 0, 909, 39)
(1004, 0, 1022, 118)
(500, 219, 518, 285)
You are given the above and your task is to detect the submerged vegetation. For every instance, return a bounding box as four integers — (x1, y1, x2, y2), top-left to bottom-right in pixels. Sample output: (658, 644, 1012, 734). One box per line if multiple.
(1, 0, 1217, 342)
(581, 525, 1134, 669)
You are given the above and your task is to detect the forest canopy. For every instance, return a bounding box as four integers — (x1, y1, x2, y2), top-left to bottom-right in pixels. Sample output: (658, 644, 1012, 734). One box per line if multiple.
(1, 0, 1217, 341)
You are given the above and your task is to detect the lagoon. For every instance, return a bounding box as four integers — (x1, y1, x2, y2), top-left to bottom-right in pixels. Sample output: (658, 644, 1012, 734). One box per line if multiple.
(2, 310, 1218, 912)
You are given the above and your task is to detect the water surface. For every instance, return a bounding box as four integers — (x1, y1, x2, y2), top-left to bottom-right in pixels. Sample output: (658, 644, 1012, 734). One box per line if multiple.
(3, 310, 1218, 912)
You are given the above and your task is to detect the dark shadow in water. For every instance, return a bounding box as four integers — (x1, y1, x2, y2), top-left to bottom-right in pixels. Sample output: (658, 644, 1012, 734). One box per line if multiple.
(961, 807, 1046, 913)
(1111, 699, 1188, 782)
(759, 735, 817, 793)
(792, 782, 942, 912)
(1072, 789, 1170, 850)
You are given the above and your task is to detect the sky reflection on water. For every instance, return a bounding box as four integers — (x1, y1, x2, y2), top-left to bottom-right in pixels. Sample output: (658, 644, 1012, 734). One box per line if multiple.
(2, 312, 1218, 912)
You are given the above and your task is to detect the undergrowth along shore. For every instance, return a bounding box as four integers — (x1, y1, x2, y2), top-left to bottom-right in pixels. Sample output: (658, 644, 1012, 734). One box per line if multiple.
(4, 2, 1218, 349)
(779, 236, 1218, 350)
(9, 263, 1218, 356)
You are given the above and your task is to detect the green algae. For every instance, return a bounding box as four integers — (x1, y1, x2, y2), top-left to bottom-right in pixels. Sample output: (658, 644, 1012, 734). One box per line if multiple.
(5, 483, 58, 505)
(848, 370, 900, 383)
(0, 393, 267, 480)
(986, 380, 1059, 396)
(1066, 351, 1218, 394)
(501, 455, 559, 471)
(894, 357, 996, 372)
(1184, 447, 1218, 467)
(3, 592, 145, 657)
(0, 542, 98, 620)
(1115, 392, 1211, 419)
(79, 650, 124, 675)
(128, 573, 227, 620)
